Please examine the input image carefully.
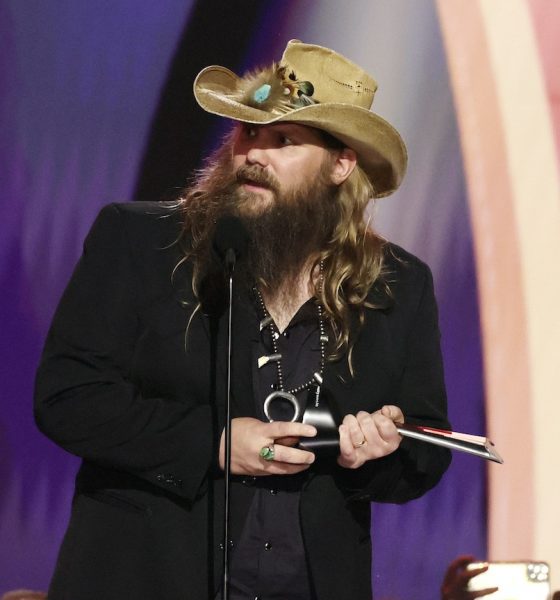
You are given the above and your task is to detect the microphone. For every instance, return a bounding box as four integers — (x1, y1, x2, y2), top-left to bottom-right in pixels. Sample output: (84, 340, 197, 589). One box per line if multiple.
(213, 216, 249, 273)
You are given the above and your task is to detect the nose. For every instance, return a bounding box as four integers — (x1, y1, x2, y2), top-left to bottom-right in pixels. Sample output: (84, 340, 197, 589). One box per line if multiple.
(245, 144, 269, 168)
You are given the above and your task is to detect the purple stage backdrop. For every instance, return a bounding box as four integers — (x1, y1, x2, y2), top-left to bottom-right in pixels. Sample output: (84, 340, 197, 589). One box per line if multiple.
(0, 1, 486, 598)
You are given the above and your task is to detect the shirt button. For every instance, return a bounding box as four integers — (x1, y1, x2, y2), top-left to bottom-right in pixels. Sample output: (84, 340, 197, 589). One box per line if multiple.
(264, 541, 272, 550)
(219, 540, 234, 550)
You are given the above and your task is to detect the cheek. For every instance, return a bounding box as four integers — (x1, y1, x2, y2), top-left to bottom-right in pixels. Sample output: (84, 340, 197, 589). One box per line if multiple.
(231, 154, 244, 171)
(231, 154, 245, 176)
(231, 136, 247, 170)
(285, 159, 324, 187)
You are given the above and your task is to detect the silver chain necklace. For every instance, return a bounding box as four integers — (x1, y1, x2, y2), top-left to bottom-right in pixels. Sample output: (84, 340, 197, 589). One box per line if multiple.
(255, 262, 328, 422)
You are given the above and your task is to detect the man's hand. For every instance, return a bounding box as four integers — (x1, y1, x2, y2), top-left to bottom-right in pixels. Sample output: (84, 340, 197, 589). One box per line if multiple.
(337, 405, 403, 469)
(219, 417, 317, 476)
(441, 555, 498, 599)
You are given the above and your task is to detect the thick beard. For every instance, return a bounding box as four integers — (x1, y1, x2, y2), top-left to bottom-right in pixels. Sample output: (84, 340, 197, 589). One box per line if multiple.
(186, 151, 340, 309)
(234, 169, 338, 295)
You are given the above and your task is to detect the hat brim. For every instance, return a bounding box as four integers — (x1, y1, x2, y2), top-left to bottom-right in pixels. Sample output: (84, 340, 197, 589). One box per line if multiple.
(194, 66, 407, 198)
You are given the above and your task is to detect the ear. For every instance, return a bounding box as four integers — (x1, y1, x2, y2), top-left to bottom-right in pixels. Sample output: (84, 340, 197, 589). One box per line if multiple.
(329, 148, 357, 185)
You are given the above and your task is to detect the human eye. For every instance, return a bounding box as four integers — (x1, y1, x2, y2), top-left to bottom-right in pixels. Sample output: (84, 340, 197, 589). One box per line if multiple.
(279, 134, 294, 146)
(245, 125, 258, 138)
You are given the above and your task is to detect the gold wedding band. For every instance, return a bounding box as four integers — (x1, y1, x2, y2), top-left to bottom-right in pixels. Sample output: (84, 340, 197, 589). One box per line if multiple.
(353, 438, 367, 449)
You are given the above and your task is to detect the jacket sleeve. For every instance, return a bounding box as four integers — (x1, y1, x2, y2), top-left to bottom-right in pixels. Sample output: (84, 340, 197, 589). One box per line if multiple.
(34, 204, 215, 502)
(337, 258, 452, 503)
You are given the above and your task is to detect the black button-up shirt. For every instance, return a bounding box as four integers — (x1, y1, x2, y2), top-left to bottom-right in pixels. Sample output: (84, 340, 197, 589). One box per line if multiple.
(228, 298, 321, 600)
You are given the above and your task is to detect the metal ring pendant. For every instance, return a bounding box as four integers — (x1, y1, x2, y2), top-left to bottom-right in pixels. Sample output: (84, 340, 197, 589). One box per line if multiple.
(263, 390, 300, 423)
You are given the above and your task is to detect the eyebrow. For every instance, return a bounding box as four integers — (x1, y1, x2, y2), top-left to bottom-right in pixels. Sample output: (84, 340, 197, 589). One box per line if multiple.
(270, 123, 325, 142)
(240, 122, 326, 145)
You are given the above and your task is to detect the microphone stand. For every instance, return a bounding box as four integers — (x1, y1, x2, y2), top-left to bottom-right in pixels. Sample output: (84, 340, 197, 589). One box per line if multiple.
(222, 248, 236, 600)
(212, 215, 248, 600)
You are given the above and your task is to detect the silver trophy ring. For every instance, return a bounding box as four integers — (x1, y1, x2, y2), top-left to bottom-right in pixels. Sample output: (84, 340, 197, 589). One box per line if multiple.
(263, 390, 301, 423)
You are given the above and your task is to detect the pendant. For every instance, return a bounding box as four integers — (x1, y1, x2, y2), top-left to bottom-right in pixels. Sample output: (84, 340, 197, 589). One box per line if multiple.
(259, 315, 273, 331)
(263, 390, 301, 423)
(257, 353, 282, 368)
(313, 371, 323, 385)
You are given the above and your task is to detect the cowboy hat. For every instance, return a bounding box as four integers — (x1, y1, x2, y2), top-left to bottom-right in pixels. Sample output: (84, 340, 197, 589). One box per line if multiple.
(193, 39, 407, 198)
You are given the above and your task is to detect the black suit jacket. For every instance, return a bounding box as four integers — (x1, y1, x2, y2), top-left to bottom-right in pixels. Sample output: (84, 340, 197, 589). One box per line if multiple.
(35, 202, 451, 600)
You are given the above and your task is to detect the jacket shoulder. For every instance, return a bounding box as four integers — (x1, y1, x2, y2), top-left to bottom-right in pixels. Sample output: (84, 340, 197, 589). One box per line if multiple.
(94, 201, 184, 250)
(365, 242, 434, 312)
(383, 242, 430, 275)
(382, 242, 434, 291)
(109, 200, 180, 217)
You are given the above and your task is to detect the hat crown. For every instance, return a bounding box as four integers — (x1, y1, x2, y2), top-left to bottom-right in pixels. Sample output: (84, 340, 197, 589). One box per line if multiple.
(281, 40, 377, 109)
(192, 39, 407, 197)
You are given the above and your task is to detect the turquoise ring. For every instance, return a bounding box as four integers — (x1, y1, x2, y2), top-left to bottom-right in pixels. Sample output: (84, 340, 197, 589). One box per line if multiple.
(259, 445, 275, 461)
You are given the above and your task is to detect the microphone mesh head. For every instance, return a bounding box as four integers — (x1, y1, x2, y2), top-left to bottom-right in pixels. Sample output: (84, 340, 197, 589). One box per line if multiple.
(213, 216, 249, 261)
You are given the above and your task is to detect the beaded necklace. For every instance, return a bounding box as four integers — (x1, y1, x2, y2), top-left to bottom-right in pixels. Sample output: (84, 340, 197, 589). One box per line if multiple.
(255, 262, 328, 422)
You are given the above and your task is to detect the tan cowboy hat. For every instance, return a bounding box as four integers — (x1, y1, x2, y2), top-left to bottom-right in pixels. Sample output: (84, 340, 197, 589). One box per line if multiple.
(193, 39, 407, 198)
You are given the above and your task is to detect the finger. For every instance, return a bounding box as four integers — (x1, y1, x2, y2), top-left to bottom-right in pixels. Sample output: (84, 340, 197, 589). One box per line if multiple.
(269, 444, 315, 466)
(380, 404, 404, 423)
(462, 564, 490, 582)
(338, 425, 355, 457)
(472, 588, 498, 598)
(453, 562, 489, 591)
(356, 411, 382, 444)
(275, 435, 300, 447)
(372, 411, 400, 443)
(457, 589, 498, 600)
(261, 462, 313, 476)
(338, 424, 356, 458)
(342, 413, 368, 448)
(449, 555, 477, 571)
(266, 421, 317, 440)
(442, 555, 477, 587)
(338, 425, 358, 468)
(354, 412, 400, 459)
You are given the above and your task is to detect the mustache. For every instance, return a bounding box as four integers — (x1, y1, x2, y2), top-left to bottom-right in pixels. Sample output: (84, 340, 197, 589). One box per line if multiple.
(235, 165, 280, 194)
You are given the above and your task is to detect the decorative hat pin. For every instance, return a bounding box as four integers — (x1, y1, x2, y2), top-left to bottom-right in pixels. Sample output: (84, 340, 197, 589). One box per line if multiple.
(233, 64, 317, 112)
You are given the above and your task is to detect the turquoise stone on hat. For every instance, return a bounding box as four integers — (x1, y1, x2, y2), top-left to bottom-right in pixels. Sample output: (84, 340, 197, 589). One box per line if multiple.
(253, 84, 271, 103)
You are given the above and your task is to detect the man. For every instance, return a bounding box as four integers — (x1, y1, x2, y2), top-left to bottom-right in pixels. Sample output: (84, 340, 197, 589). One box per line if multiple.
(35, 40, 451, 599)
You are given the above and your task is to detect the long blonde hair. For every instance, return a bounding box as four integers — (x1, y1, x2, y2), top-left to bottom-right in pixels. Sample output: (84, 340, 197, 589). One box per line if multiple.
(313, 161, 389, 366)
